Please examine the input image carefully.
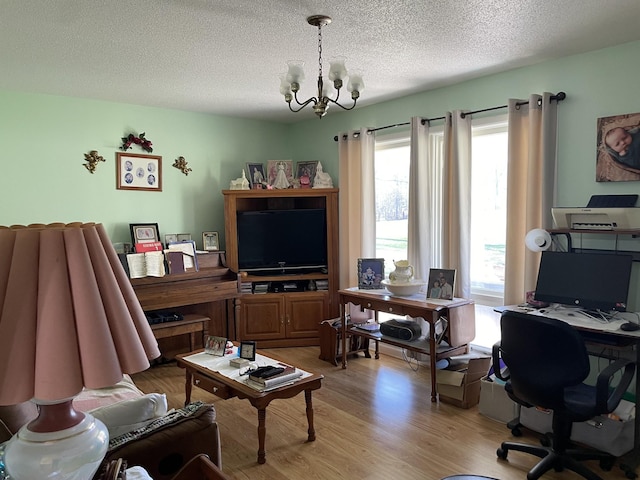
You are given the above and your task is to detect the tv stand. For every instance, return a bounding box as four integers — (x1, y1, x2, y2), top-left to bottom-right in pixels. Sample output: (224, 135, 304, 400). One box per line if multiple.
(224, 189, 339, 347)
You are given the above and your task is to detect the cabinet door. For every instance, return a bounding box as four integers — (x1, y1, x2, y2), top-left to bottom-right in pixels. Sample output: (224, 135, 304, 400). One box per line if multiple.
(285, 292, 328, 339)
(239, 295, 285, 340)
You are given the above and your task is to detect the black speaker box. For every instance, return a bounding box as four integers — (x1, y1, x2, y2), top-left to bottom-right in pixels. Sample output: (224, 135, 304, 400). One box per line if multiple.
(380, 319, 422, 341)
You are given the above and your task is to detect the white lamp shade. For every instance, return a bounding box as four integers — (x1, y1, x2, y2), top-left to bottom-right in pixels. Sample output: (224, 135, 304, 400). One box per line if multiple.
(321, 77, 335, 98)
(279, 75, 291, 95)
(285, 61, 305, 84)
(525, 228, 552, 252)
(347, 71, 364, 92)
(328, 56, 347, 81)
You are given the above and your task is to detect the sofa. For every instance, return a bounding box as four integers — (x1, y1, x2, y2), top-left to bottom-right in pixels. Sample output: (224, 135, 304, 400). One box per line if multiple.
(0, 375, 222, 480)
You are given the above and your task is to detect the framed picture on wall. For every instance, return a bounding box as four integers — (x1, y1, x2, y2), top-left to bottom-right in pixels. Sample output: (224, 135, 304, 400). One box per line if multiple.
(116, 152, 162, 191)
(357, 258, 385, 289)
(596, 111, 640, 182)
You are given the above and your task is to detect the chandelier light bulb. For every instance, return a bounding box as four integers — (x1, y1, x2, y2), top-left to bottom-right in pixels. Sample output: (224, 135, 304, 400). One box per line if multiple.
(279, 75, 292, 96)
(321, 77, 335, 98)
(347, 71, 364, 93)
(285, 61, 305, 84)
(328, 57, 347, 82)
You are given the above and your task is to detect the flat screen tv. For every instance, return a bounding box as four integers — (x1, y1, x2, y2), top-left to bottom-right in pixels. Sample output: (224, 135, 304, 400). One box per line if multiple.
(236, 208, 327, 273)
(534, 251, 633, 312)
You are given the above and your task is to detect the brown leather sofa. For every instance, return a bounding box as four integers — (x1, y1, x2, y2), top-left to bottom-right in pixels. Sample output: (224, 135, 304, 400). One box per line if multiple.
(0, 398, 222, 480)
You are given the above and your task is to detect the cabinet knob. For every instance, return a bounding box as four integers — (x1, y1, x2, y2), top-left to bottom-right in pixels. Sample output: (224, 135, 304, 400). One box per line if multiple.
(213, 387, 218, 393)
(195, 379, 200, 385)
(388, 307, 394, 313)
(366, 303, 372, 308)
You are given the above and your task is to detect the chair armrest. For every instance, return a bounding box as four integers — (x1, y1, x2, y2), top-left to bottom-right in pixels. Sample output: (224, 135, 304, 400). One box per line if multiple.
(492, 341, 509, 381)
(104, 403, 221, 480)
(170, 454, 232, 480)
(595, 357, 636, 413)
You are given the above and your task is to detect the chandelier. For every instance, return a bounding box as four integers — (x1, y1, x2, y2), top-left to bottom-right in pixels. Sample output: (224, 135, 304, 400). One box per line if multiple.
(280, 15, 363, 119)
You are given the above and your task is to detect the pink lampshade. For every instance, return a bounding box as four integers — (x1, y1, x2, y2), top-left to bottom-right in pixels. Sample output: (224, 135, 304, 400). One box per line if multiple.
(0, 222, 160, 406)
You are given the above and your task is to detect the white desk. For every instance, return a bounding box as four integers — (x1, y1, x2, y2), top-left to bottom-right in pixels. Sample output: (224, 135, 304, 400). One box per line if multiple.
(499, 305, 640, 477)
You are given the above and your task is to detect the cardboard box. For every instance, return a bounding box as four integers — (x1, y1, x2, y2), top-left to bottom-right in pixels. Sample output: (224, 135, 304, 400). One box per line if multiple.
(520, 404, 634, 457)
(478, 376, 519, 423)
(436, 357, 490, 408)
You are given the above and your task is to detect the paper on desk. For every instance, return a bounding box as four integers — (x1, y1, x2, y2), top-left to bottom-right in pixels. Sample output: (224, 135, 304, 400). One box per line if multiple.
(514, 307, 629, 332)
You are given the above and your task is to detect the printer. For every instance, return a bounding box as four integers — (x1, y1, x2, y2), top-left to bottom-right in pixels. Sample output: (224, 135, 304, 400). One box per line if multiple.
(551, 207, 640, 230)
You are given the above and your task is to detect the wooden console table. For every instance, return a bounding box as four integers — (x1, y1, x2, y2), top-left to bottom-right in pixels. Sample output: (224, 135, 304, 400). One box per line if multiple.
(338, 288, 475, 402)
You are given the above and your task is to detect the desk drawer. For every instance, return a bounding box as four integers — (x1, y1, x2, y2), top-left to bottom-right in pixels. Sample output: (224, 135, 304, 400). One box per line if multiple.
(358, 299, 405, 316)
(193, 372, 231, 399)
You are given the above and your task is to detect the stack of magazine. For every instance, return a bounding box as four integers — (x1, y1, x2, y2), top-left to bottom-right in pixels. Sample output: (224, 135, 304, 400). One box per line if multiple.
(247, 363, 303, 390)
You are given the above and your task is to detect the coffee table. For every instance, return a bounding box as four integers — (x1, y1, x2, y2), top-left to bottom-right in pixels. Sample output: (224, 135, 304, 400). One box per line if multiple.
(175, 349, 323, 464)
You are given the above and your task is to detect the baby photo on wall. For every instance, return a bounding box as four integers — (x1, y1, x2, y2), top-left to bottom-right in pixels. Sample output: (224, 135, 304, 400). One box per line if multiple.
(596, 111, 640, 182)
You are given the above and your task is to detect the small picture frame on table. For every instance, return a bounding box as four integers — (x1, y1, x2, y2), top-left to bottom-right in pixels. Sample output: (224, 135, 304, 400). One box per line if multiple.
(357, 258, 385, 289)
(296, 161, 319, 188)
(177, 233, 192, 242)
(246, 162, 266, 189)
(130, 223, 160, 245)
(205, 336, 227, 356)
(427, 268, 456, 300)
(164, 234, 178, 246)
(202, 231, 220, 251)
(239, 341, 256, 361)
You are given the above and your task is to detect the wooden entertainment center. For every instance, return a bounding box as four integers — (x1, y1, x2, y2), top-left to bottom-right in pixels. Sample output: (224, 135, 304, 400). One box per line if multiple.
(223, 189, 339, 347)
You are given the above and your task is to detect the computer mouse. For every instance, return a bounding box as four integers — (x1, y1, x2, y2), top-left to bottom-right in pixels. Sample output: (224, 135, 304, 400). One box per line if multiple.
(620, 322, 640, 331)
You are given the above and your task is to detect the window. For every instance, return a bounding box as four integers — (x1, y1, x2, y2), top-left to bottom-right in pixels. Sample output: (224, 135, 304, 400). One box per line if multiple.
(374, 134, 410, 268)
(470, 115, 508, 306)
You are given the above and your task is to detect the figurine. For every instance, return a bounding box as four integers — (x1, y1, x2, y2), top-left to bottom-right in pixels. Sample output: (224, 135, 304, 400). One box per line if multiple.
(272, 161, 290, 189)
(313, 162, 333, 188)
(230, 170, 250, 190)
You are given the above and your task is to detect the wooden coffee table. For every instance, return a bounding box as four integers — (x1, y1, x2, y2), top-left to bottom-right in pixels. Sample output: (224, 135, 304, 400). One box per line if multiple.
(176, 349, 323, 464)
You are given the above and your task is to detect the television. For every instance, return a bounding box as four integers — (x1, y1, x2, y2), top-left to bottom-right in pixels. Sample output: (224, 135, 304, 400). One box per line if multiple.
(236, 208, 327, 273)
(534, 251, 633, 312)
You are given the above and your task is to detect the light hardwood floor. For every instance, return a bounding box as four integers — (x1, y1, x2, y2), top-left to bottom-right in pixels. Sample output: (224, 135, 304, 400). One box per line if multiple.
(132, 347, 630, 480)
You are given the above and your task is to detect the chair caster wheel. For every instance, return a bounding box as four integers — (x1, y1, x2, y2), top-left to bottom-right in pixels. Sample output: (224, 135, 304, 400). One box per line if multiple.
(599, 457, 614, 471)
(510, 427, 522, 437)
(540, 433, 552, 447)
(497, 447, 508, 460)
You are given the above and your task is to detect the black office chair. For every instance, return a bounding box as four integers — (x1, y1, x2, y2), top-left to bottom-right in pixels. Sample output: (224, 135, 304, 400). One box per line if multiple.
(492, 310, 635, 480)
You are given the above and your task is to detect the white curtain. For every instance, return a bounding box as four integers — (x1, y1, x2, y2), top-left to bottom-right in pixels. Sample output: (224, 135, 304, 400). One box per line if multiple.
(408, 117, 435, 282)
(338, 128, 376, 289)
(409, 113, 471, 298)
(504, 93, 558, 305)
(442, 111, 472, 299)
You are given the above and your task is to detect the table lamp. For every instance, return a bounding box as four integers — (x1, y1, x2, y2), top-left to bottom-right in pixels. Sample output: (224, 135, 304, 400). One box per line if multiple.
(524, 228, 552, 252)
(0, 222, 160, 479)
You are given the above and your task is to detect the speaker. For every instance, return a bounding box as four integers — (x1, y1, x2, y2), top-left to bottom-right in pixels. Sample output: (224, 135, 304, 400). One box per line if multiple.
(380, 319, 422, 341)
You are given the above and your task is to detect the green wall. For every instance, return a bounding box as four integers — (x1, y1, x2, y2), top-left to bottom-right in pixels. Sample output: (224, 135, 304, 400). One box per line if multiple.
(2, 40, 640, 263)
(0, 93, 289, 246)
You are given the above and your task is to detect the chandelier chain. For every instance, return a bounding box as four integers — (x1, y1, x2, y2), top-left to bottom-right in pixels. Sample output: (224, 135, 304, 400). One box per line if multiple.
(317, 23, 323, 78)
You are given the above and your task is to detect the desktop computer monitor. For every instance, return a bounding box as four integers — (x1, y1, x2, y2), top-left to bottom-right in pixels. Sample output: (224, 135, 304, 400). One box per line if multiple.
(534, 251, 633, 312)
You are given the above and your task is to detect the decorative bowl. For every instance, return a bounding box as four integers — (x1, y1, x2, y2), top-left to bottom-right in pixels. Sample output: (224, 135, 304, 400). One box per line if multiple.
(381, 279, 425, 296)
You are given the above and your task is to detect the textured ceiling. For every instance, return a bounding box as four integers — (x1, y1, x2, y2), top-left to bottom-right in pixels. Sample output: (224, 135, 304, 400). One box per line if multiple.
(1, 0, 640, 123)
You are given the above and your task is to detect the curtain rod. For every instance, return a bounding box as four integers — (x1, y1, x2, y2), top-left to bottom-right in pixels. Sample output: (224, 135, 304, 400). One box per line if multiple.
(333, 91, 567, 142)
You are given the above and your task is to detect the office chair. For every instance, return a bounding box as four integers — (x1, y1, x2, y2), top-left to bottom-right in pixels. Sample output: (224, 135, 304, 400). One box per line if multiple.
(492, 311, 635, 480)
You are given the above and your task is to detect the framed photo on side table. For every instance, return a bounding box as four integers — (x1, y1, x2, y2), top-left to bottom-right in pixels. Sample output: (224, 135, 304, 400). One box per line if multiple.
(116, 152, 162, 191)
(202, 231, 220, 251)
(205, 336, 227, 356)
(357, 258, 385, 289)
(427, 268, 456, 300)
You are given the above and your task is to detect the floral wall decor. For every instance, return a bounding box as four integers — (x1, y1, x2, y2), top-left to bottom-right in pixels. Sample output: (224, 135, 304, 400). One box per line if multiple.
(121, 132, 153, 153)
(83, 150, 105, 174)
(173, 156, 192, 176)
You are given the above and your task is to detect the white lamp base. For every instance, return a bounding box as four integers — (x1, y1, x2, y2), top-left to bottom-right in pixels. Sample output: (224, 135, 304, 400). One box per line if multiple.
(4, 410, 108, 480)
